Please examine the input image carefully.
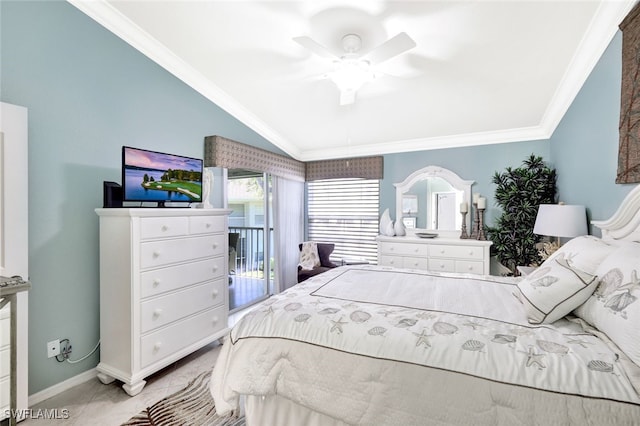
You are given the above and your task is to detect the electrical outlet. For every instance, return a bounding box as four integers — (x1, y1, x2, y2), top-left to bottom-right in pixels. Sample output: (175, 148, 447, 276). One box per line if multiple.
(47, 339, 60, 358)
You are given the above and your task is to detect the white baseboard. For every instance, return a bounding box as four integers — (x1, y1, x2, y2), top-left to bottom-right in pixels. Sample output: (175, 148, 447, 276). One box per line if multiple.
(29, 368, 97, 407)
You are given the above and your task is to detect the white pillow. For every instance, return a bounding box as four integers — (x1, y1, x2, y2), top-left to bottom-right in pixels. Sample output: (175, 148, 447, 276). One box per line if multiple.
(298, 241, 321, 271)
(545, 235, 615, 275)
(574, 241, 640, 367)
(517, 253, 599, 324)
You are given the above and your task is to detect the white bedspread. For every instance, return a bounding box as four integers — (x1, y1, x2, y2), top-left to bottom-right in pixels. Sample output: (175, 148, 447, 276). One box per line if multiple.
(211, 265, 640, 425)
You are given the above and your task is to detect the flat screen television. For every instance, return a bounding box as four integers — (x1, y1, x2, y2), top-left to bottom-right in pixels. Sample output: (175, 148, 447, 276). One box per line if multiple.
(122, 146, 203, 207)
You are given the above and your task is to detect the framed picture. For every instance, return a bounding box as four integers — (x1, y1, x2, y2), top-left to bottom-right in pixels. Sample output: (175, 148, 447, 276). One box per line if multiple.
(402, 194, 418, 215)
(402, 217, 416, 229)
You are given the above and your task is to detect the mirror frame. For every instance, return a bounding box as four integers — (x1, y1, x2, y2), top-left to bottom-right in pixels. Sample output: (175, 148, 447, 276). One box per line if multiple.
(394, 166, 474, 236)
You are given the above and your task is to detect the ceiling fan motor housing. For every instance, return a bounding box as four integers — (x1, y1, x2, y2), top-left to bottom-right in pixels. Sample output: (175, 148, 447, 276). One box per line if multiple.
(341, 34, 362, 53)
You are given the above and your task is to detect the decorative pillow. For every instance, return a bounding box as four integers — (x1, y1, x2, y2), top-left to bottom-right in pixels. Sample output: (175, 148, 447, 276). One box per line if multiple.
(298, 242, 321, 271)
(545, 235, 616, 275)
(516, 253, 599, 324)
(574, 241, 640, 366)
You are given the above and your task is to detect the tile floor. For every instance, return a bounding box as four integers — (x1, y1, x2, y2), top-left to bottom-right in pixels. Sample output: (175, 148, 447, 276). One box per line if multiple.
(18, 341, 223, 426)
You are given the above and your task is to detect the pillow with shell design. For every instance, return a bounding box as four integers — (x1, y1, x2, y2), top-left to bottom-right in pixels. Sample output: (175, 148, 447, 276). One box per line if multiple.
(298, 242, 321, 271)
(516, 253, 600, 325)
(544, 235, 616, 275)
(574, 241, 640, 367)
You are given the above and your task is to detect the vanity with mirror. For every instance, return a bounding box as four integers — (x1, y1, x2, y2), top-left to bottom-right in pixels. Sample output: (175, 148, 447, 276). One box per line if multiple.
(377, 166, 492, 275)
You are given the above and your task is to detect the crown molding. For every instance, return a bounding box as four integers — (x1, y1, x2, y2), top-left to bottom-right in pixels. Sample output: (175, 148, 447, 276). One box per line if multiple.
(538, 0, 635, 137)
(297, 125, 550, 161)
(68, 0, 633, 162)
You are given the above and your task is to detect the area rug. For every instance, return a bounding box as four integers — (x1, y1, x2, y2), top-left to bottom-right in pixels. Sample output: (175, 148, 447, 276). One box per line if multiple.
(122, 370, 245, 426)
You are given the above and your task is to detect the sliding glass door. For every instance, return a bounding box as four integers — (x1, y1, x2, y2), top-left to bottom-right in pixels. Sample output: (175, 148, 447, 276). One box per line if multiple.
(227, 170, 273, 311)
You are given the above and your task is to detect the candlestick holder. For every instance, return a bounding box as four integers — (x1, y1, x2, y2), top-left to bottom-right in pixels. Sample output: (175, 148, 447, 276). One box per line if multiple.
(459, 211, 469, 239)
(470, 202, 480, 239)
(477, 207, 487, 240)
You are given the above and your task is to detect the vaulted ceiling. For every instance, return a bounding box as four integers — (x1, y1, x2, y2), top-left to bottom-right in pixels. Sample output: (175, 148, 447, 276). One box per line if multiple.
(70, 1, 635, 161)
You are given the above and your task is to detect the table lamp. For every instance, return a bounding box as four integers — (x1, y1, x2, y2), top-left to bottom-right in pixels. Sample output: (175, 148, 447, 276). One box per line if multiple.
(533, 203, 588, 258)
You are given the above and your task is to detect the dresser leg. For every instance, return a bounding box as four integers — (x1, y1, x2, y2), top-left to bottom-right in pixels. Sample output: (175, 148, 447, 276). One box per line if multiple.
(123, 380, 146, 396)
(97, 372, 115, 385)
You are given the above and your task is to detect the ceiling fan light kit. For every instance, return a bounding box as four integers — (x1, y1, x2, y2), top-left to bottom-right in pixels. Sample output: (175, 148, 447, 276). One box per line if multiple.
(294, 32, 416, 105)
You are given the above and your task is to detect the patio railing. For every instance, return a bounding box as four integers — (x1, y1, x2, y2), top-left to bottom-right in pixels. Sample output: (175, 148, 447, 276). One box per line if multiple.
(229, 226, 274, 278)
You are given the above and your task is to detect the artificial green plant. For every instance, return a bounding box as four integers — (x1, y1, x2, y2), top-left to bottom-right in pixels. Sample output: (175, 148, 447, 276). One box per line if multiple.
(486, 154, 557, 275)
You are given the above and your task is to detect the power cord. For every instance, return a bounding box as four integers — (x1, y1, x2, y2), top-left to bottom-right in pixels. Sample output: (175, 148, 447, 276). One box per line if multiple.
(55, 339, 100, 364)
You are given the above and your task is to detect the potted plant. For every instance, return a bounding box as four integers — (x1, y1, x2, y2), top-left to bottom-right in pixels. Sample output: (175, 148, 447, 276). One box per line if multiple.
(486, 154, 557, 275)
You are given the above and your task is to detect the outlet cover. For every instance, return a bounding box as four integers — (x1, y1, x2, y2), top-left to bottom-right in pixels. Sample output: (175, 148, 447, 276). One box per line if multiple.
(47, 339, 60, 358)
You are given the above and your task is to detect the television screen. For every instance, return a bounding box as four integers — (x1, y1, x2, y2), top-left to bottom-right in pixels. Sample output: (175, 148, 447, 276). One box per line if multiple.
(122, 146, 203, 206)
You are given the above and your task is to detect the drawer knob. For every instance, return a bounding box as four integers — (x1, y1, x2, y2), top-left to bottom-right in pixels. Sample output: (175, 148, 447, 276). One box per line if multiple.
(153, 251, 160, 258)
(469, 251, 474, 256)
(440, 249, 445, 254)
(153, 308, 163, 317)
(440, 263, 445, 269)
(212, 317, 219, 325)
(153, 342, 162, 352)
(212, 289, 219, 298)
(161, 225, 168, 232)
(212, 243, 218, 249)
(206, 223, 211, 228)
(213, 266, 218, 272)
(152, 279, 160, 287)
(468, 265, 474, 270)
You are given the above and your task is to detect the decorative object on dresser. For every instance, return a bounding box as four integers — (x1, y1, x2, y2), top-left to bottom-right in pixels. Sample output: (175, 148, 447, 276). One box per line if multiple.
(95, 208, 231, 396)
(379, 208, 395, 236)
(486, 154, 557, 275)
(533, 203, 588, 260)
(459, 201, 469, 239)
(377, 235, 492, 275)
(476, 195, 487, 240)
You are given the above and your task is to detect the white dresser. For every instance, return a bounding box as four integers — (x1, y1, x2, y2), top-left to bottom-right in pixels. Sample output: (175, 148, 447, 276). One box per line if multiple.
(95, 208, 231, 396)
(377, 235, 492, 275)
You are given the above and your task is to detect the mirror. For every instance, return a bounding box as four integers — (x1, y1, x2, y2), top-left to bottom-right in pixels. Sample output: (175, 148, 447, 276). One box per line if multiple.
(395, 166, 474, 235)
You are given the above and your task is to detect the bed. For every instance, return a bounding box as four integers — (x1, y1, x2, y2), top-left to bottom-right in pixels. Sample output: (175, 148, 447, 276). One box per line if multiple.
(211, 185, 640, 425)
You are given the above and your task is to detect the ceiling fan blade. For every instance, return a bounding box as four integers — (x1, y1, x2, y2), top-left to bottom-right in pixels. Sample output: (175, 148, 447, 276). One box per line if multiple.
(293, 36, 338, 59)
(363, 32, 416, 65)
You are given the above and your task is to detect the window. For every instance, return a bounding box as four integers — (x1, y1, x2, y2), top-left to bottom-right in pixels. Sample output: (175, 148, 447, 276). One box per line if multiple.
(307, 178, 380, 264)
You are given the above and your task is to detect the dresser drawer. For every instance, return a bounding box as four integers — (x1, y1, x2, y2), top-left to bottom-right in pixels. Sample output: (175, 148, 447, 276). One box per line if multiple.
(380, 242, 428, 257)
(140, 305, 226, 368)
(140, 217, 189, 240)
(140, 234, 225, 269)
(190, 215, 226, 235)
(455, 260, 485, 275)
(428, 258, 455, 272)
(140, 258, 224, 298)
(428, 244, 484, 260)
(402, 257, 429, 269)
(140, 279, 226, 333)
(378, 255, 403, 268)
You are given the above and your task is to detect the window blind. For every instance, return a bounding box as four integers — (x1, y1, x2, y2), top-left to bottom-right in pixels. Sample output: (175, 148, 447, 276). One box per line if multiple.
(307, 178, 380, 264)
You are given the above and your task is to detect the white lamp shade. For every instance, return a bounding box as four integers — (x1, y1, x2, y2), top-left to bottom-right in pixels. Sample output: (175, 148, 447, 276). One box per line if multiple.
(533, 204, 588, 238)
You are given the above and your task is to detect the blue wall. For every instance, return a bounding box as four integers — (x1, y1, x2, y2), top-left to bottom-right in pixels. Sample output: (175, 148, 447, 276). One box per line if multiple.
(1, 0, 284, 394)
(0, 0, 636, 396)
(549, 31, 636, 232)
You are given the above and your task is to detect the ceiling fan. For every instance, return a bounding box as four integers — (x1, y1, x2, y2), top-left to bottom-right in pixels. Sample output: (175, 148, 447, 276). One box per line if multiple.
(294, 32, 416, 105)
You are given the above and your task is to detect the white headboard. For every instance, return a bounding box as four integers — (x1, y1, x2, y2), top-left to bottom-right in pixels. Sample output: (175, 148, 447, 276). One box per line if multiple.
(592, 184, 640, 242)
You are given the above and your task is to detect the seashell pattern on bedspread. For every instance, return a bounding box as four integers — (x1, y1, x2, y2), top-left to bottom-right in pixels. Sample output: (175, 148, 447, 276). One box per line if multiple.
(226, 265, 640, 406)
